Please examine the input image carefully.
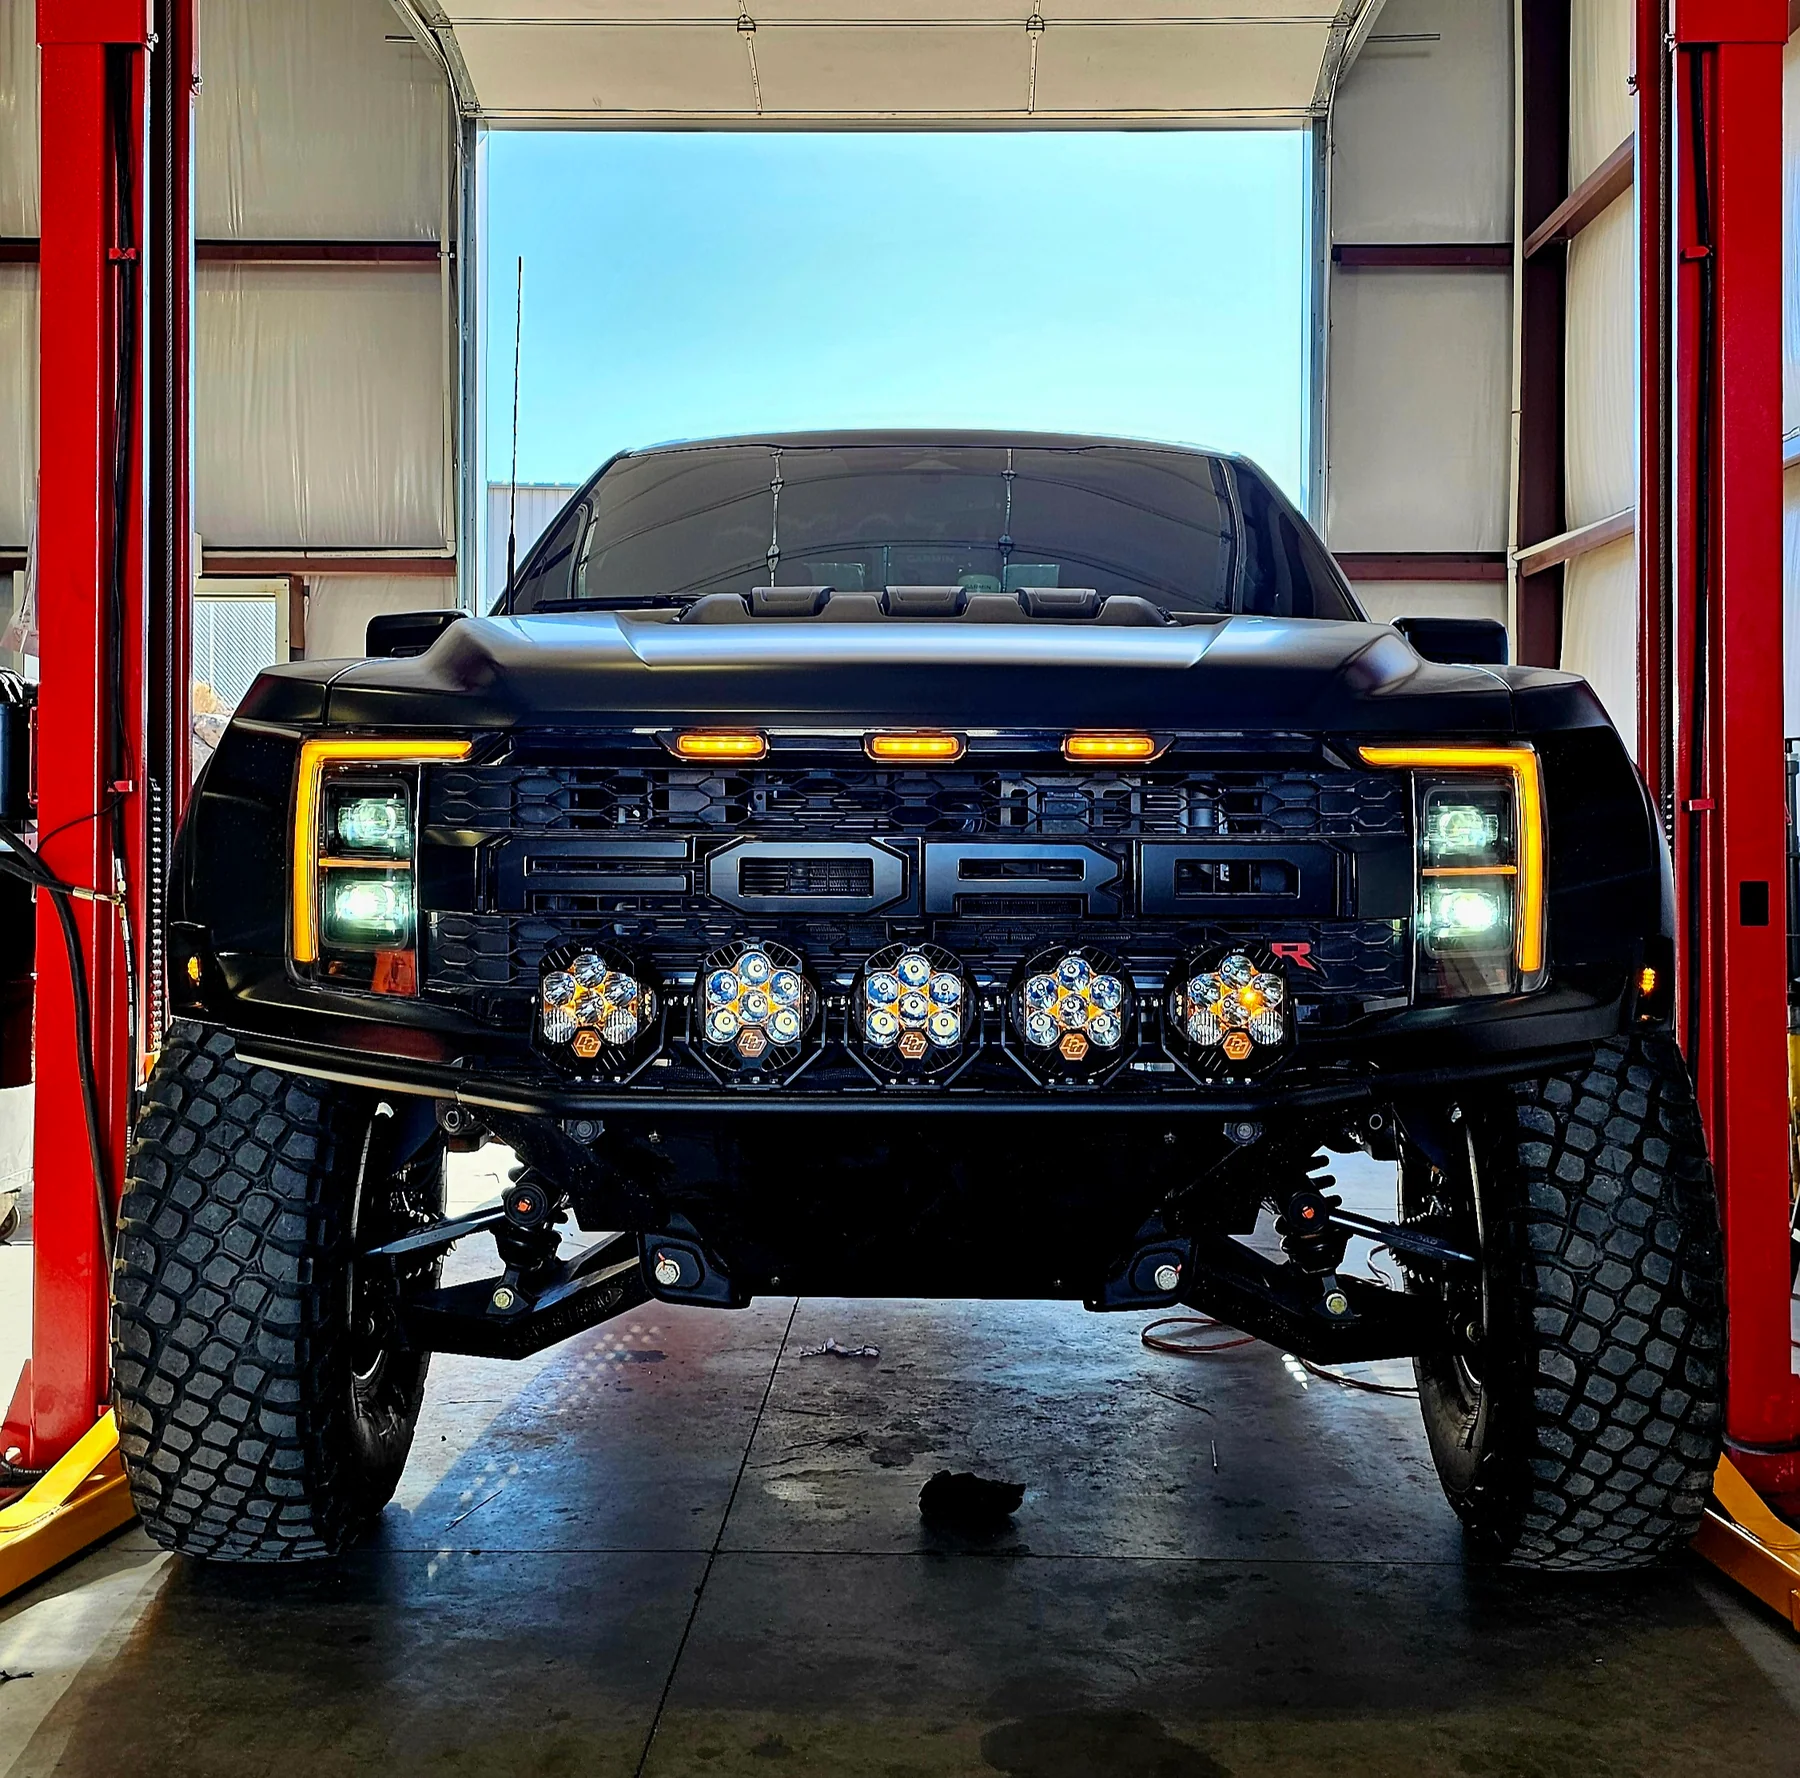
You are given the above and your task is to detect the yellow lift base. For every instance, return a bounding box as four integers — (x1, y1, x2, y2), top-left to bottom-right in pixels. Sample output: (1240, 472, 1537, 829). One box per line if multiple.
(0, 1411, 136, 1603)
(1694, 1456, 1800, 1629)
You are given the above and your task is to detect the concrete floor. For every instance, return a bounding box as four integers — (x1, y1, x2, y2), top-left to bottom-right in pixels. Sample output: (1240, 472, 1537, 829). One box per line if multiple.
(4, 1153, 1800, 1776)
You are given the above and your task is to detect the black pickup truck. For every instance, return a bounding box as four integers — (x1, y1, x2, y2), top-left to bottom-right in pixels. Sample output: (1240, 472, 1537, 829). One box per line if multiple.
(116, 432, 1720, 1571)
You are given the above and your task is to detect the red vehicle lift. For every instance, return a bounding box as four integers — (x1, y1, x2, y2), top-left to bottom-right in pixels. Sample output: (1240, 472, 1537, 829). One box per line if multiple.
(0, 0, 192, 1590)
(6, 0, 1800, 1610)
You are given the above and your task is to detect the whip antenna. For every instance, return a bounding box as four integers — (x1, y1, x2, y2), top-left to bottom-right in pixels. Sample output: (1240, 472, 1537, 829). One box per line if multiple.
(505, 255, 523, 610)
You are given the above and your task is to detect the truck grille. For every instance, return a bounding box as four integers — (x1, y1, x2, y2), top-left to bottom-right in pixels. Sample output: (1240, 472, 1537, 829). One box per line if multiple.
(419, 755, 1414, 1075)
(429, 764, 1408, 840)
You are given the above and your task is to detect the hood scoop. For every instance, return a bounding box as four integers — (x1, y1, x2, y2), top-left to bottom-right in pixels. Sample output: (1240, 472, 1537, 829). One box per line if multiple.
(615, 604, 1226, 670)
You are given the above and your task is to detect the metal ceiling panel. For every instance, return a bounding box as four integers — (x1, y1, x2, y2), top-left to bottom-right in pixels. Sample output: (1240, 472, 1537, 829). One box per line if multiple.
(452, 21, 760, 116)
(425, 0, 1362, 123)
(1033, 23, 1332, 116)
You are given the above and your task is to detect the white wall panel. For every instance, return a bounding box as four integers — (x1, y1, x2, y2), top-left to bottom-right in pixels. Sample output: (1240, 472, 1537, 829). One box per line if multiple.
(1348, 581, 1507, 627)
(1325, 267, 1512, 553)
(1329, 0, 1512, 243)
(196, 266, 449, 548)
(1560, 534, 1637, 754)
(1569, 0, 1632, 187)
(0, 0, 37, 236)
(196, 0, 447, 239)
(1564, 191, 1635, 527)
(304, 576, 456, 662)
(0, 265, 35, 550)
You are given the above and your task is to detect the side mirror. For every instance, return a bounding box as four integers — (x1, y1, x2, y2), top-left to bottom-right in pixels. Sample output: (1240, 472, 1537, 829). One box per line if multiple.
(1393, 615, 1509, 667)
(366, 609, 466, 659)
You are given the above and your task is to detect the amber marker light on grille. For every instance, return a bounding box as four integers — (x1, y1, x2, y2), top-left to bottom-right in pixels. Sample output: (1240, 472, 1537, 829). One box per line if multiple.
(292, 736, 472, 966)
(1357, 744, 1546, 978)
(867, 731, 965, 761)
(1063, 732, 1160, 761)
(672, 730, 767, 760)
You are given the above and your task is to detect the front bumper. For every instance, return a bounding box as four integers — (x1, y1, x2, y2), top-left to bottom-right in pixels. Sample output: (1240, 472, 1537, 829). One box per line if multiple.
(213, 973, 1626, 1119)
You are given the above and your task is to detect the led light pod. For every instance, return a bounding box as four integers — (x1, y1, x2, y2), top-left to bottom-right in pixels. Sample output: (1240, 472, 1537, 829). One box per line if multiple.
(537, 944, 661, 1076)
(1008, 944, 1131, 1084)
(856, 941, 971, 1081)
(699, 938, 817, 1077)
(1165, 943, 1293, 1080)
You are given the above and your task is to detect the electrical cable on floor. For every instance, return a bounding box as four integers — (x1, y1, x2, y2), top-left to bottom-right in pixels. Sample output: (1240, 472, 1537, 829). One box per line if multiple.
(1140, 1311, 1418, 1397)
(0, 820, 118, 1268)
(1140, 1316, 1257, 1355)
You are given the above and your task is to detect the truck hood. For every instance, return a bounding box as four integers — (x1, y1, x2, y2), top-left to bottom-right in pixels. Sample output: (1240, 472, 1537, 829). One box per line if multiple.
(264, 610, 1550, 736)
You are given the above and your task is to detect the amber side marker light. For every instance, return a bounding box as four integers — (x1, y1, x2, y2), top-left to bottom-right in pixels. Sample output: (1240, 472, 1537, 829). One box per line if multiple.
(1639, 965, 1658, 997)
(867, 731, 965, 761)
(673, 730, 768, 760)
(1357, 744, 1545, 978)
(1063, 733, 1160, 761)
(292, 737, 472, 965)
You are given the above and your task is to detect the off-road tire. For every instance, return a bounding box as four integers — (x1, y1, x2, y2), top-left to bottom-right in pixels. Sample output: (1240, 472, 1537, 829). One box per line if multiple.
(112, 1023, 441, 1560)
(1410, 1031, 1724, 1570)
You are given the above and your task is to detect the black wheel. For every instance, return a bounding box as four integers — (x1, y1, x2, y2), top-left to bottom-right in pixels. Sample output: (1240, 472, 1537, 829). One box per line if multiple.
(113, 1024, 443, 1560)
(1406, 1032, 1724, 1570)
(0, 1192, 17, 1244)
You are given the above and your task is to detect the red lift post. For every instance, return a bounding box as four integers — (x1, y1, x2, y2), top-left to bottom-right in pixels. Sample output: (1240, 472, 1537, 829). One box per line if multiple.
(1, 0, 191, 1501)
(1638, 0, 1800, 1507)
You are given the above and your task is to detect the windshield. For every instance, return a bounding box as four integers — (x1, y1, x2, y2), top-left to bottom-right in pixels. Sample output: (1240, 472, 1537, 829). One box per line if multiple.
(504, 441, 1361, 622)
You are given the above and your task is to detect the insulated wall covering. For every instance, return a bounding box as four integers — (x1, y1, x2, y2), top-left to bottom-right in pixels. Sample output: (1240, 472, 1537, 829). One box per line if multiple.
(0, 267, 34, 552)
(1325, 267, 1511, 554)
(1568, 0, 1632, 188)
(1322, 0, 1513, 628)
(1554, 6, 1637, 751)
(1350, 581, 1506, 628)
(1785, 33, 1800, 440)
(0, 1, 35, 549)
(1560, 535, 1637, 752)
(304, 575, 456, 662)
(0, 0, 37, 236)
(196, 265, 450, 549)
(1329, 0, 1512, 243)
(1783, 34, 1800, 734)
(196, 0, 447, 240)
(1563, 192, 1635, 528)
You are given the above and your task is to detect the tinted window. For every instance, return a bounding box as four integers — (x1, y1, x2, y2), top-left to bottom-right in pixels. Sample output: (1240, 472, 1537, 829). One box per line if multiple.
(505, 442, 1359, 622)
(1233, 468, 1360, 619)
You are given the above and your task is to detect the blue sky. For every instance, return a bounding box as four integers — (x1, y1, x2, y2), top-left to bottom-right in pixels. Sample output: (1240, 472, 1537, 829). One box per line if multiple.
(485, 129, 1310, 502)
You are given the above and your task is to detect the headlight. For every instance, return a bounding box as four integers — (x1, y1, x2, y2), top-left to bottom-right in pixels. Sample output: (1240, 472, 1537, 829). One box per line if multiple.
(292, 736, 472, 996)
(855, 943, 970, 1079)
(1009, 945, 1130, 1082)
(700, 939, 816, 1074)
(537, 945, 660, 1072)
(322, 869, 412, 948)
(333, 793, 411, 856)
(1360, 745, 1546, 1000)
